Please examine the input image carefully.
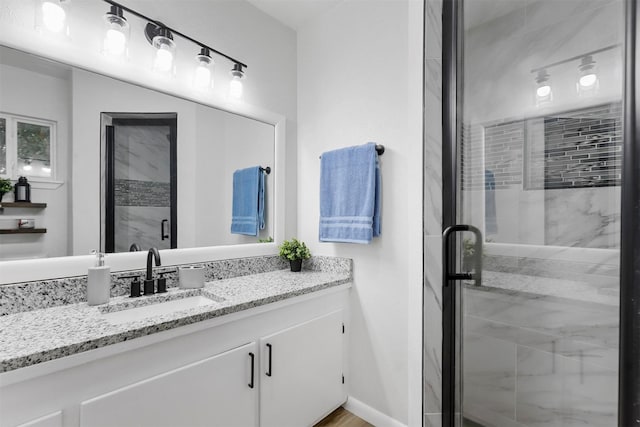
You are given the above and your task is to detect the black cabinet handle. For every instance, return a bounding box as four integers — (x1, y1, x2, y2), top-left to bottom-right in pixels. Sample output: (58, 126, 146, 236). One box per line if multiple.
(248, 352, 255, 388)
(161, 219, 169, 240)
(266, 343, 272, 377)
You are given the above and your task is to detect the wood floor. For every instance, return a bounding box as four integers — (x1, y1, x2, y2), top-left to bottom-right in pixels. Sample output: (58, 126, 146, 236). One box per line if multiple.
(314, 407, 373, 427)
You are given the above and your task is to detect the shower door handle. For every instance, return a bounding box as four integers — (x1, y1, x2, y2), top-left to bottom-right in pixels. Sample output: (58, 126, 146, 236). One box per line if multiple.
(161, 219, 169, 240)
(443, 224, 482, 287)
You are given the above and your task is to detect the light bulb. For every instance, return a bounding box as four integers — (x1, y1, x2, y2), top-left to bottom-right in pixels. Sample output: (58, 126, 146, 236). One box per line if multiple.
(536, 85, 551, 98)
(155, 47, 173, 72)
(41, 1, 66, 33)
(104, 29, 126, 56)
(42, 166, 51, 174)
(579, 73, 598, 88)
(194, 66, 211, 88)
(229, 76, 243, 99)
(23, 164, 33, 172)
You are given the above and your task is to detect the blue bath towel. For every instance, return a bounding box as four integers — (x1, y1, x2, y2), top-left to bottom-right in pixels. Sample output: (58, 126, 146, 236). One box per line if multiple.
(319, 142, 381, 244)
(231, 166, 265, 236)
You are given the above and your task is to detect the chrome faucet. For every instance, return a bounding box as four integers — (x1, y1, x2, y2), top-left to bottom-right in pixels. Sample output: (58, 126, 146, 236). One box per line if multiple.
(144, 248, 161, 295)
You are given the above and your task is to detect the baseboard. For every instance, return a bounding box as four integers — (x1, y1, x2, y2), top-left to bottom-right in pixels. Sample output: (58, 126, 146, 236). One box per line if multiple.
(344, 396, 407, 427)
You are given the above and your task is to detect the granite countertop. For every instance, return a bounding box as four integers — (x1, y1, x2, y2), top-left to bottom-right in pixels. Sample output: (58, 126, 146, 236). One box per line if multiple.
(0, 269, 351, 373)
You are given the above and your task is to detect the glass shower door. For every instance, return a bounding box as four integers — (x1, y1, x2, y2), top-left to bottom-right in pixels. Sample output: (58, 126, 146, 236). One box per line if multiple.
(103, 115, 177, 253)
(452, 1, 624, 426)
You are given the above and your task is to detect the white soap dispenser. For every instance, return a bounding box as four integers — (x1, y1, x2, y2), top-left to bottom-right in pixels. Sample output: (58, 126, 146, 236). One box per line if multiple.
(87, 251, 111, 305)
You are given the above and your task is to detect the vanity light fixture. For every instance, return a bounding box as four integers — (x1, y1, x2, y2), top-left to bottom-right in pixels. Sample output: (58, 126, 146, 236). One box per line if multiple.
(102, 5, 130, 58)
(37, 0, 70, 35)
(530, 44, 619, 105)
(229, 63, 245, 100)
(535, 69, 553, 106)
(576, 55, 599, 96)
(100, 0, 248, 95)
(193, 48, 214, 90)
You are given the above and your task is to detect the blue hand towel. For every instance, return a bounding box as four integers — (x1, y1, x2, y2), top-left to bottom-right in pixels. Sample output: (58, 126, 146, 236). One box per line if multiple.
(231, 166, 265, 236)
(319, 142, 381, 244)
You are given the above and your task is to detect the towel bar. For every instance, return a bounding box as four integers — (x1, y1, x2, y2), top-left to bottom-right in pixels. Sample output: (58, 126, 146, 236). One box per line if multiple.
(319, 144, 385, 159)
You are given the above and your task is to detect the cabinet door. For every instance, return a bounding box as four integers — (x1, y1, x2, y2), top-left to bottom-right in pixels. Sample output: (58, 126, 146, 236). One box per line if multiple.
(80, 342, 258, 427)
(260, 310, 345, 427)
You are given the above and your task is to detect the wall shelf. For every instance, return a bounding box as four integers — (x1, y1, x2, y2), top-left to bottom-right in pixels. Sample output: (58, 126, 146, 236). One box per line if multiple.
(0, 228, 47, 234)
(0, 202, 47, 208)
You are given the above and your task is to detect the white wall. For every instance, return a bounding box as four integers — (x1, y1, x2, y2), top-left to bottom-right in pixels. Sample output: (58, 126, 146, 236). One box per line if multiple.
(297, 1, 424, 424)
(194, 105, 274, 246)
(0, 63, 70, 260)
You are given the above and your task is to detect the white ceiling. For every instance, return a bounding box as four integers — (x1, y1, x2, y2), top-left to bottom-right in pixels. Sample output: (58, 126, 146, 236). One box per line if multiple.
(246, 0, 343, 30)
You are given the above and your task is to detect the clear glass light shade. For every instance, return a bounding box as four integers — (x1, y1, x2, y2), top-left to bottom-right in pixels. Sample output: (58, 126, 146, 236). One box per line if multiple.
(103, 14, 129, 58)
(152, 36, 176, 75)
(229, 75, 244, 100)
(535, 79, 553, 107)
(193, 55, 213, 90)
(576, 66, 599, 96)
(38, 0, 69, 35)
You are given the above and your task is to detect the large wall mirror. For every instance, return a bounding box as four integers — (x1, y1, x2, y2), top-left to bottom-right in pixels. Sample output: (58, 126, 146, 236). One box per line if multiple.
(0, 45, 277, 263)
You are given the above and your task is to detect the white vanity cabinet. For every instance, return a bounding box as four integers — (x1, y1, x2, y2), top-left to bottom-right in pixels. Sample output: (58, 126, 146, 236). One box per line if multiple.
(0, 286, 348, 427)
(260, 310, 345, 427)
(79, 342, 258, 427)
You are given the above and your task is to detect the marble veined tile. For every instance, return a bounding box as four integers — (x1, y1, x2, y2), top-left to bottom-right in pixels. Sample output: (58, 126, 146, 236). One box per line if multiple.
(114, 206, 171, 252)
(115, 125, 171, 183)
(464, 288, 618, 349)
(524, 0, 620, 35)
(466, 315, 618, 371)
(516, 346, 617, 427)
(424, 58, 443, 236)
(463, 332, 517, 421)
(425, 0, 442, 59)
(424, 235, 443, 413)
(544, 187, 620, 249)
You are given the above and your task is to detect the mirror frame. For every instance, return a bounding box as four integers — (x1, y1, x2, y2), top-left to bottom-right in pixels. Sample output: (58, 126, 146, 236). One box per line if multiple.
(0, 41, 286, 284)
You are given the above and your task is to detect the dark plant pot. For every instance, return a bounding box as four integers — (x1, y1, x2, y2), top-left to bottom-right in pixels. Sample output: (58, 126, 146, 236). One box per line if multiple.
(0, 192, 4, 202)
(289, 259, 302, 272)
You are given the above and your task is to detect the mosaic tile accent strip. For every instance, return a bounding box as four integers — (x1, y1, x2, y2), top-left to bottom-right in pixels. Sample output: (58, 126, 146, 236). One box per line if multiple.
(114, 179, 171, 207)
(461, 102, 622, 191)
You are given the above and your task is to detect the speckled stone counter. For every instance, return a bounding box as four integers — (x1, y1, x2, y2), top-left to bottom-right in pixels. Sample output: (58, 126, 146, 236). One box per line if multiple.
(0, 259, 352, 373)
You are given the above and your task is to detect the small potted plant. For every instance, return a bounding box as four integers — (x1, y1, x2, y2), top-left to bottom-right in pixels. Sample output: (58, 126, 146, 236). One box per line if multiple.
(0, 178, 12, 202)
(278, 238, 311, 272)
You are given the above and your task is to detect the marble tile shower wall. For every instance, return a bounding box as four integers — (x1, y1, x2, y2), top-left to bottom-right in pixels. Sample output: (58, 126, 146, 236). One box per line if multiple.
(423, 0, 444, 425)
(0, 256, 348, 316)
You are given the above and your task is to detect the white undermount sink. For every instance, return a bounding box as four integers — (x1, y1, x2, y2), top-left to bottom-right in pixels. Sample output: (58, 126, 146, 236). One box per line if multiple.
(101, 295, 218, 325)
